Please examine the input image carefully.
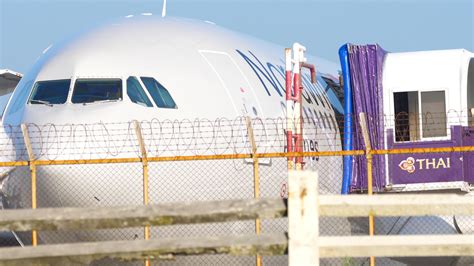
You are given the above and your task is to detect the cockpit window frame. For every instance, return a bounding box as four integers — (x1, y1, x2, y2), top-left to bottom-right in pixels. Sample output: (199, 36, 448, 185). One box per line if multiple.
(140, 77, 177, 109)
(126, 76, 154, 107)
(28, 79, 72, 106)
(71, 78, 124, 105)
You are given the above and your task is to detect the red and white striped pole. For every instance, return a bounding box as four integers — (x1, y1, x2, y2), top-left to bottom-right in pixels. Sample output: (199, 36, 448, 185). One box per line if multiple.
(285, 43, 316, 171)
(285, 48, 294, 169)
(293, 43, 306, 170)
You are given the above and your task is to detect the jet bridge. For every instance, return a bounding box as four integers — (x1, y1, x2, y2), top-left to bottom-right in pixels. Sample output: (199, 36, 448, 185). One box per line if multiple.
(0, 69, 22, 119)
(339, 45, 474, 193)
(0, 69, 21, 95)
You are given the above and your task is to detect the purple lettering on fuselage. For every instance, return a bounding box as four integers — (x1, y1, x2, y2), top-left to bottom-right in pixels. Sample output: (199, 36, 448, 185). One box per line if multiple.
(235, 49, 335, 110)
(235, 50, 283, 97)
(235, 50, 344, 150)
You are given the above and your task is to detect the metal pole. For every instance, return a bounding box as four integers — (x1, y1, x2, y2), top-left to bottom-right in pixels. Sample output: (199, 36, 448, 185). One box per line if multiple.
(21, 123, 37, 246)
(133, 121, 151, 266)
(285, 48, 294, 171)
(30, 163, 37, 246)
(358, 113, 376, 266)
(292, 43, 303, 170)
(291, 43, 316, 171)
(367, 154, 375, 266)
(245, 117, 261, 266)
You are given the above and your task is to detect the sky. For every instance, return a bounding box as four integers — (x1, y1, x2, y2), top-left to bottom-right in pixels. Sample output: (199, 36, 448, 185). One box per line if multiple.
(0, 0, 473, 74)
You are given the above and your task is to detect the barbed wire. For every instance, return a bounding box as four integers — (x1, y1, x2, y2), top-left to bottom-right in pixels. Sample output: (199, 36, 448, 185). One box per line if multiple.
(0, 111, 471, 161)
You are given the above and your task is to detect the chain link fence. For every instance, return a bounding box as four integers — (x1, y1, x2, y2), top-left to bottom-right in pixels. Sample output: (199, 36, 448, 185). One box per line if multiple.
(0, 114, 472, 265)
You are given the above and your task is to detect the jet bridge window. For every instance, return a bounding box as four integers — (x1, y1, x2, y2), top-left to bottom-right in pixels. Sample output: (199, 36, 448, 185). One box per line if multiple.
(420, 91, 447, 138)
(72, 79, 122, 104)
(29, 79, 71, 105)
(393, 90, 447, 142)
(127, 77, 153, 107)
(140, 77, 177, 109)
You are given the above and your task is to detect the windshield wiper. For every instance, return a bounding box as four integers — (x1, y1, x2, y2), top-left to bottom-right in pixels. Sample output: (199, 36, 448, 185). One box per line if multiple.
(30, 100, 53, 107)
(82, 99, 120, 105)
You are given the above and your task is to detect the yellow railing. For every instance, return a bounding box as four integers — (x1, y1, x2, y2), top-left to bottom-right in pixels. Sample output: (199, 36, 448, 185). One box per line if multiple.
(2, 145, 472, 168)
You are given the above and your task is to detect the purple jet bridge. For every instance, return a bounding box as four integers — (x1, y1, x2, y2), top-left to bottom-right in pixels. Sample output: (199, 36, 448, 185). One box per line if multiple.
(387, 126, 474, 192)
(343, 44, 474, 193)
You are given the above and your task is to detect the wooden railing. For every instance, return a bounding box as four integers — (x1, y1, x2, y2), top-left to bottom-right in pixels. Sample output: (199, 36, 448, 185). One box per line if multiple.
(0, 171, 472, 265)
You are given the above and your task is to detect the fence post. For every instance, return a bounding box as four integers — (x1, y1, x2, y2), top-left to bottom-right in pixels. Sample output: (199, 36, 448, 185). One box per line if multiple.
(133, 120, 151, 266)
(21, 123, 37, 247)
(358, 113, 375, 266)
(289, 170, 319, 266)
(245, 117, 262, 266)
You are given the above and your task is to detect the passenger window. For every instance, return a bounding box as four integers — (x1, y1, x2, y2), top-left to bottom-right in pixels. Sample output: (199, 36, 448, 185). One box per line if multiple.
(72, 79, 122, 104)
(29, 79, 71, 105)
(140, 77, 177, 109)
(393, 90, 447, 142)
(127, 77, 153, 107)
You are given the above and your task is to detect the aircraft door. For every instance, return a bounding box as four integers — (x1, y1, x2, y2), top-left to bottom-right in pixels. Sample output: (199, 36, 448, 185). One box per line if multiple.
(200, 50, 270, 164)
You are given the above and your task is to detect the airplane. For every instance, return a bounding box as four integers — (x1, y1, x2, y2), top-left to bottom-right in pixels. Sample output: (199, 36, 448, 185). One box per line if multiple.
(0, 15, 345, 265)
(0, 15, 471, 265)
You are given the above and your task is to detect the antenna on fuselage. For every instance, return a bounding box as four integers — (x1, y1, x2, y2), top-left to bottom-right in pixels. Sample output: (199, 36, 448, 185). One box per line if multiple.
(162, 0, 167, 17)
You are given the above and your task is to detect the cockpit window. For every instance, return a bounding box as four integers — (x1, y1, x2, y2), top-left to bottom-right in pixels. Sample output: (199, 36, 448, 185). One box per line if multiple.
(127, 77, 153, 107)
(140, 77, 177, 109)
(72, 79, 122, 104)
(29, 79, 71, 105)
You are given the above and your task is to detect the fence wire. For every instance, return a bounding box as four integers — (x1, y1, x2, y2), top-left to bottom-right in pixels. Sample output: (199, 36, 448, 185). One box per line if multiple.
(0, 114, 472, 266)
